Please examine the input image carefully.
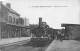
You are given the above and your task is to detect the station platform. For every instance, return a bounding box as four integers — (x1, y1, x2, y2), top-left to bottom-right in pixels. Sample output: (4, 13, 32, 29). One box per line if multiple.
(46, 40, 80, 51)
(0, 37, 31, 48)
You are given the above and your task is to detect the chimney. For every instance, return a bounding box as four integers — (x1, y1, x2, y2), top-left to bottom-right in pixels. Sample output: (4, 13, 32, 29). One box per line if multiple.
(6, 3, 11, 8)
(0, 1, 2, 5)
(39, 17, 42, 27)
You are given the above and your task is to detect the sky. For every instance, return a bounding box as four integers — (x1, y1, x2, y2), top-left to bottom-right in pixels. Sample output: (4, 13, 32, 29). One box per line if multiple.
(1, 0, 80, 29)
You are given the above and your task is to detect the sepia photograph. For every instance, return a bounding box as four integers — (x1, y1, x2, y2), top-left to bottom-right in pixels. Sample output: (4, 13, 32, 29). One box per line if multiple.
(0, 0, 80, 51)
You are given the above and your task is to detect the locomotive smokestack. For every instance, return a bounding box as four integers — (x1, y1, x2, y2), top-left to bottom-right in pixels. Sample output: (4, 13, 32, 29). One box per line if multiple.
(39, 17, 42, 27)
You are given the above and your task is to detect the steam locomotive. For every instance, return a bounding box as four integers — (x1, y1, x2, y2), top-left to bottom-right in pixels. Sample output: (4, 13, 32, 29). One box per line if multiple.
(29, 26, 54, 47)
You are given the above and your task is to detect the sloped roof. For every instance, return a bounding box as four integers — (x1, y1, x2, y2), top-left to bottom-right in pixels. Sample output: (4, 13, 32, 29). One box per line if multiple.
(1, 3, 20, 16)
(61, 23, 80, 27)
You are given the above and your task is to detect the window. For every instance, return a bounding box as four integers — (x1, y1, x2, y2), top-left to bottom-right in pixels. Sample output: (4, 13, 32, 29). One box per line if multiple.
(9, 16, 12, 23)
(13, 17, 16, 24)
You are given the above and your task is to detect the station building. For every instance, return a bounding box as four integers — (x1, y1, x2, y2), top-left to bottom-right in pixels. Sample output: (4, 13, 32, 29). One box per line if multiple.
(0, 1, 30, 39)
(61, 23, 80, 40)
